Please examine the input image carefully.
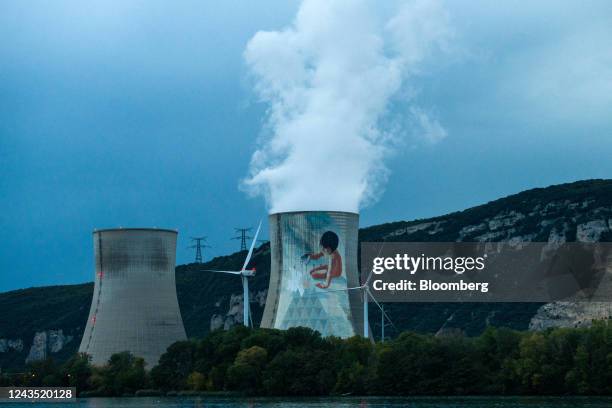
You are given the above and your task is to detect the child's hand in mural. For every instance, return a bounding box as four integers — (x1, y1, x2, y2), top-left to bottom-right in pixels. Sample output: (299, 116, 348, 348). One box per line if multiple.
(304, 252, 324, 261)
(315, 282, 329, 289)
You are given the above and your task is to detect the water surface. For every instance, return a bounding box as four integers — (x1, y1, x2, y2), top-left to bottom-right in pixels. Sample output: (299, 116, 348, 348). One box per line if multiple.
(3, 396, 612, 407)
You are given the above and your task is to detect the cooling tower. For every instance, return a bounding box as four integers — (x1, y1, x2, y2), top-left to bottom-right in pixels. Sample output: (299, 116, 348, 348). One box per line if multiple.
(261, 211, 363, 337)
(79, 228, 187, 367)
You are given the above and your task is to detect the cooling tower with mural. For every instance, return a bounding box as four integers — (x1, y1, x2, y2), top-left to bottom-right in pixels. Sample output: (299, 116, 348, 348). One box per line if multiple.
(261, 211, 364, 337)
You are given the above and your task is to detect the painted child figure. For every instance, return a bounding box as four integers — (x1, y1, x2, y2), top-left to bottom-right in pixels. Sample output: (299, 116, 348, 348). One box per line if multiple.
(304, 230, 342, 289)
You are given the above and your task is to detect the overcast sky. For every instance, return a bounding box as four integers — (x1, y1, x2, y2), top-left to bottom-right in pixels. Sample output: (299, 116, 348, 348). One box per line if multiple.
(1, 0, 611, 292)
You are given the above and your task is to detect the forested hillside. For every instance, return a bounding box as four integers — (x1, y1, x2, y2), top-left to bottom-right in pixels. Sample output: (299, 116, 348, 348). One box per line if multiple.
(1, 179, 611, 371)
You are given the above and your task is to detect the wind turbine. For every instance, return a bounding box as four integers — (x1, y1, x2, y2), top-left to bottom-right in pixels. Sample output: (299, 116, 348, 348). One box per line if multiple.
(327, 271, 395, 340)
(202, 221, 262, 327)
(350, 273, 395, 339)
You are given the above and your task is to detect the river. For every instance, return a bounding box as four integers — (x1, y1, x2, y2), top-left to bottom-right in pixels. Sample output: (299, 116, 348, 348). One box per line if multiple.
(3, 396, 611, 407)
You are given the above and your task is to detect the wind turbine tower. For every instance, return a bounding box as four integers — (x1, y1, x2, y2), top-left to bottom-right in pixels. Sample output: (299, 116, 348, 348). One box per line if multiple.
(204, 222, 262, 326)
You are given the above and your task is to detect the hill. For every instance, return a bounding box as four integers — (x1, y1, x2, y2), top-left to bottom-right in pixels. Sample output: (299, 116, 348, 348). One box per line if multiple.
(1, 179, 611, 371)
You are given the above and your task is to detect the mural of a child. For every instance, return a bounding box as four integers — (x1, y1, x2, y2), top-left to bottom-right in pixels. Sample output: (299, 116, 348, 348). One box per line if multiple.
(304, 231, 342, 289)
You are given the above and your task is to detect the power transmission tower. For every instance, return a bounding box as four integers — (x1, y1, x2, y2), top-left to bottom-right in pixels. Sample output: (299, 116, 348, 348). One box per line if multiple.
(232, 228, 252, 251)
(188, 237, 210, 263)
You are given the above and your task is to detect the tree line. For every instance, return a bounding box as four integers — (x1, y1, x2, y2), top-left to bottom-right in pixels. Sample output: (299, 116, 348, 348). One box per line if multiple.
(2, 321, 612, 396)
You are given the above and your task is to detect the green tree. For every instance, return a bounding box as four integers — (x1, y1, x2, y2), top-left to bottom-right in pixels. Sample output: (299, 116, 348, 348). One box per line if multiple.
(263, 347, 337, 396)
(194, 325, 253, 388)
(150, 340, 197, 391)
(186, 371, 207, 391)
(332, 336, 375, 394)
(227, 345, 268, 394)
(513, 332, 548, 393)
(240, 328, 286, 359)
(61, 353, 92, 393)
(98, 352, 146, 396)
(334, 361, 367, 394)
(474, 326, 522, 393)
(26, 358, 60, 386)
(566, 344, 590, 394)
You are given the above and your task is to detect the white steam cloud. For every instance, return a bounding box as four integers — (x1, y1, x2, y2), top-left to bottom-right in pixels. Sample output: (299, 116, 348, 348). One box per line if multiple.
(243, 0, 452, 214)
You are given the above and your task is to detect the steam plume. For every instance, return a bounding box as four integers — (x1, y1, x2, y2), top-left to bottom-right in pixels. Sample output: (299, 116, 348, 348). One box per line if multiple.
(243, 0, 451, 213)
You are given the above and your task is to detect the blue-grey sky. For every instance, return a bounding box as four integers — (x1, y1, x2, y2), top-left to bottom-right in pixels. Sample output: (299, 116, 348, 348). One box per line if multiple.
(1, 0, 611, 292)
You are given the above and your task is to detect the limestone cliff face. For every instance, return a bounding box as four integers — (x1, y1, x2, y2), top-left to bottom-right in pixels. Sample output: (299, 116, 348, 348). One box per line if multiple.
(372, 199, 611, 245)
(209, 290, 268, 331)
(24, 330, 73, 364)
(0, 338, 23, 353)
(0, 330, 73, 367)
(529, 302, 612, 330)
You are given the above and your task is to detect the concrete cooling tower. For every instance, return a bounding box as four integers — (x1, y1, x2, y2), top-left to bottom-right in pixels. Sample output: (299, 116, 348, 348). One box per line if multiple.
(261, 211, 363, 337)
(79, 228, 187, 367)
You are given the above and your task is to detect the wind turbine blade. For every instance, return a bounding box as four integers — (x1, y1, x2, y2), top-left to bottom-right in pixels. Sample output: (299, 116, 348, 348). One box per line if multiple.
(365, 271, 374, 286)
(202, 269, 242, 275)
(364, 240, 386, 286)
(365, 287, 384, 311)
(241, 220, 262, 271)
(318, 287, 348, 293)
(366, 287, 396, 330)
(321, 286, 364, 293)
(366, 288, 383, 311)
